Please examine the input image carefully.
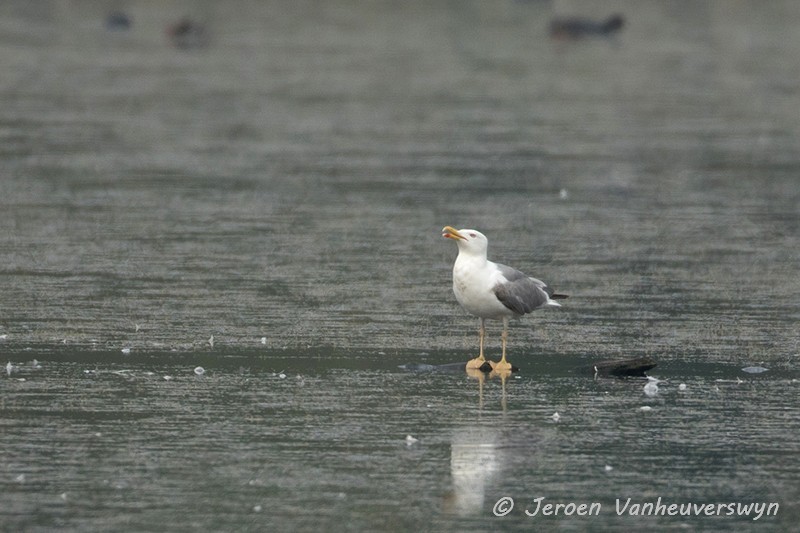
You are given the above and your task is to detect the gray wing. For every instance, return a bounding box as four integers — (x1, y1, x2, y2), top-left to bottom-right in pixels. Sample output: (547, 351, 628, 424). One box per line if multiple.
(493, 263, 555, 315)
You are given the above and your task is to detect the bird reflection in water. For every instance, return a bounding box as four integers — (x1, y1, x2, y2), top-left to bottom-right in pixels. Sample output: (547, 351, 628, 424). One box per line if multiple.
(466, 367, 512, 411)
(444, 426, 504, 515)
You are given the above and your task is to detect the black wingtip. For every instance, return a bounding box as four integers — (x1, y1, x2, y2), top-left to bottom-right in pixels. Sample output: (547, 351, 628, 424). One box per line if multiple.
(552, 293, 569, 299)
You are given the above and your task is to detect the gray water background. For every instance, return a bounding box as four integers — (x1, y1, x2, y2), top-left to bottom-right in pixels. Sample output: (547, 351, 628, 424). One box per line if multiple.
(1, 1, 799, 531)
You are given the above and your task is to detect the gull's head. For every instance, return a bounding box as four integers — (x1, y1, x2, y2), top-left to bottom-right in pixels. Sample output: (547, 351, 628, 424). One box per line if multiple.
(442, 226, 489, 256)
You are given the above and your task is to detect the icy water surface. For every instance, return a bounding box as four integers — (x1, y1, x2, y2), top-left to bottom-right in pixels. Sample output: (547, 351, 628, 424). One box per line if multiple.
(2, 0, 799, 531)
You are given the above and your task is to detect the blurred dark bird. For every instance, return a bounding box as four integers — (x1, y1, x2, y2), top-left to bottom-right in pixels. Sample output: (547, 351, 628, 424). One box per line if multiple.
(105, 11, 132, 31)
(550, 14, 625, 40)
(167, 18, 210, 49)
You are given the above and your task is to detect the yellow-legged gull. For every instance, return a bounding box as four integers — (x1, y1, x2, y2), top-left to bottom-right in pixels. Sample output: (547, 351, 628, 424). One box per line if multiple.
(442, 226, 567, 372)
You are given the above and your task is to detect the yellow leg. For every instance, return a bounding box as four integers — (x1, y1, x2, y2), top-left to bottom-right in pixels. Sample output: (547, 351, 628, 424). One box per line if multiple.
(466, 318, 493, 370)
(493, 317, 513, 372)
(480, 318, 485, 359)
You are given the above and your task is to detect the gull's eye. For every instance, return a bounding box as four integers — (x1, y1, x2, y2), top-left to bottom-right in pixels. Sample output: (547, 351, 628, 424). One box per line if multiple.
(469, 233, 477, 238)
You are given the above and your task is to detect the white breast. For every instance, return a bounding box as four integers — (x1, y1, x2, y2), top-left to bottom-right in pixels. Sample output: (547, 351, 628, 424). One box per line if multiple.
(452, 256, 514, 319)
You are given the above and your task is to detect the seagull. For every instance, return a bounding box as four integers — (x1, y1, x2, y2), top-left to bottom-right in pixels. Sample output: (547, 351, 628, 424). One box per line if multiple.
(442, 226, 567, 372)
